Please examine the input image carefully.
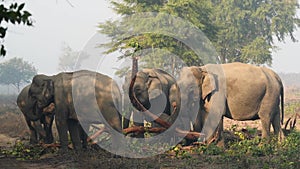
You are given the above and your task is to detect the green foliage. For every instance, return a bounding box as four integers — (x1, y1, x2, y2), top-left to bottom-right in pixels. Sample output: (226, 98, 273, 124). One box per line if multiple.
(0, 57, 37, 91)
(1, 141, 44, 160)
(100, 0, 300, 73)
(201, 143, 223, 155)
(212, 0, 300, 64)
(169, 130, 299, 168)
(285, 102, 300, 115)
(99, 0, 217, 77)
(0, 2, 32, 56)
(222, 131, 300, 168)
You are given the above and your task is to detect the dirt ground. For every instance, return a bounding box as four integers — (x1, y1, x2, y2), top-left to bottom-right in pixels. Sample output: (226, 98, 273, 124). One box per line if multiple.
(0, 86, 299, 169)
(0, 111, 298, 169)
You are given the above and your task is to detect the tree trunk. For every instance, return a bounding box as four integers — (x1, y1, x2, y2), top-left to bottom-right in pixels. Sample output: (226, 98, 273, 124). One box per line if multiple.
(131, 56, 139, 78)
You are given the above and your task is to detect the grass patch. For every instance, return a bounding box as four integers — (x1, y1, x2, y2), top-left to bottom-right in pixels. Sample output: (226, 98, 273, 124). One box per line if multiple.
(169, 130, 300, 169)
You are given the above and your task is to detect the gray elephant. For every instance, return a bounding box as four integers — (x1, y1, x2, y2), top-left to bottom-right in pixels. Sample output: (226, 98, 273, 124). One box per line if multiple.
(29, 70, 123, 151)
(177, 62, 284, 144)
(128, 69, 180, 129)
(17, 85, 54, 144)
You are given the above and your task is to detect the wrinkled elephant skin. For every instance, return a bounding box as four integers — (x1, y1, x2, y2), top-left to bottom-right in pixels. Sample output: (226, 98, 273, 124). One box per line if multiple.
(177, 62, 284, 143)
(29, 70, 123, 151)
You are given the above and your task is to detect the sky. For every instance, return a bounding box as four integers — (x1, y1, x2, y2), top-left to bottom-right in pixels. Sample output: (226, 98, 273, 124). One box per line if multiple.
(0, 0, 300, 75)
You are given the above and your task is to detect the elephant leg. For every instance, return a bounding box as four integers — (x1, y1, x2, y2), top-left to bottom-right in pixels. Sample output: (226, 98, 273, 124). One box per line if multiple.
(55, 118, 69, 149)
(122, 110, 131, 130)
(259, 115, 271, 140)
(132, 111, 145, 138)
(215, 117, 224, 147)
(258, 103, 274, 139)
(42, 115, 54, 144)
(79, 124, 88, 149)
(271, 108, 285, 141)
(67, 119, 82, 150)
(43, 124, 53, 144)
(27, 120, 38, 144)
(107, 114, 124, 156)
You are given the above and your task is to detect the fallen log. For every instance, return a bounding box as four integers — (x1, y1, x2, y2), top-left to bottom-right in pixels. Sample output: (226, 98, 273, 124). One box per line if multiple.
(123, 126, 166, 134)
(122, 125, 205, 141)
(87, 126, 107, 142)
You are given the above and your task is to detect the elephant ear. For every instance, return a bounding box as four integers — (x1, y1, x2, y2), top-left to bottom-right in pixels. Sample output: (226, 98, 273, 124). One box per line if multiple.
(190, 67, 203, 100)
(144, 69, 166, 99)
(201, 70, 216, 100)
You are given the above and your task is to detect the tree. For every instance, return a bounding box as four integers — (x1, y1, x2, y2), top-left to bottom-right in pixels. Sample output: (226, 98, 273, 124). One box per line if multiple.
(99, 0, 300, 69)
(211, 0, 300, 65)
(0, 57, 37, 92)
(99, 0, 218, 75)
(0, 2, 32, 56)
(57, 43, 89, 71)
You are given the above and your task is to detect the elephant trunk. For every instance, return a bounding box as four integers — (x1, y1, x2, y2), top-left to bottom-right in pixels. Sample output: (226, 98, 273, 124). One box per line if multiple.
(129, 76, 171, 128)
(26, 113, 40, 121)
(25, 106, 43, 121)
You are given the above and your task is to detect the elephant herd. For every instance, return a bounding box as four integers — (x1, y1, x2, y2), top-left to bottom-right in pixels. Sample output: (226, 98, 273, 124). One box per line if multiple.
(17, 62, 285, 152)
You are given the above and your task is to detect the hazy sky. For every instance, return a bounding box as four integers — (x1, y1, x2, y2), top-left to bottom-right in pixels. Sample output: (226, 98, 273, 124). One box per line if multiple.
(1, 0, 300, 75)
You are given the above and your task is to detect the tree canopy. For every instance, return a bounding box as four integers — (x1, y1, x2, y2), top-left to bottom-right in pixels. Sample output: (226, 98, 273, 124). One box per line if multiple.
(99, 0, 217, 74)
(212, 0, 300, 65)
(0, 2, 32, 56)
(98, 0, 300, 71)
(0, 57, 37, 91)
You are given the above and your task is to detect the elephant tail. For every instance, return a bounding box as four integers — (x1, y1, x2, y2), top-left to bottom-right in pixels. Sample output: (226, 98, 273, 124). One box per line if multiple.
(280, 84, 284, 125)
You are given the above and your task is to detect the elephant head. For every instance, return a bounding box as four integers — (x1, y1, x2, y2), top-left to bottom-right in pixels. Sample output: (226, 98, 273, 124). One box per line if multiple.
(17, 85, 43, 121)
(17, 85, 55, 144)
(177, 66, 217, 122)
(129, 69, 167, 111)
(29, 74, 55, 109)
(129, 69, 176, 116)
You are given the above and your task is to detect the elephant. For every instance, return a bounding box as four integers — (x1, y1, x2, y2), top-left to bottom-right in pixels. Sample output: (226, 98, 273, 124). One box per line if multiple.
(177, 62, 284, 144)
(128, 69, 180, 130)
(28, 70, 123, 151)
(17, 85, 54, 144)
